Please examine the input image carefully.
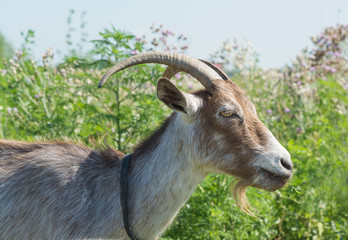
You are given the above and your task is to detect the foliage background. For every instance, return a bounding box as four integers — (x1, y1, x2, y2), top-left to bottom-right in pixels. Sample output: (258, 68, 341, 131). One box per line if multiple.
(0, 14, 347, 239)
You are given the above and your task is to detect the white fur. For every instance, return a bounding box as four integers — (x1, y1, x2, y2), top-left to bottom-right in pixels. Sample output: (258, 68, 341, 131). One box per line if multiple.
(253, 130, 292, 177)
(127, 114, 207, 239)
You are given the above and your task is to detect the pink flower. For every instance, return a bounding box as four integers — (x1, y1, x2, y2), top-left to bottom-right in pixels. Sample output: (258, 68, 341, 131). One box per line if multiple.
(266, 109, 272, 114)
(321, 64, 330, 71)
(333, 52, 341, 57)
(174, 73, 180, 79)
(309, 66, 315, 72)
(166, 30, 174, 36)
(284, 107, 290, 113)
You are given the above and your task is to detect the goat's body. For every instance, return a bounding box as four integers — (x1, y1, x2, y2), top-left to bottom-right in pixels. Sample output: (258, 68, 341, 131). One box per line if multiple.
(0, 141, 124, 239)
(0, 113, 206, 240)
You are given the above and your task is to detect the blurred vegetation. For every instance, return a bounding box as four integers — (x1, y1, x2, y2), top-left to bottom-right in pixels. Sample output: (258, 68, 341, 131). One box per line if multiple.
(0, 32, 14, 59)
(0, 18, 347, 239)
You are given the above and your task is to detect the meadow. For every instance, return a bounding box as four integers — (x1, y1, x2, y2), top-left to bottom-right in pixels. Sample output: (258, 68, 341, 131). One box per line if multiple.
(0, 22, 347, 239)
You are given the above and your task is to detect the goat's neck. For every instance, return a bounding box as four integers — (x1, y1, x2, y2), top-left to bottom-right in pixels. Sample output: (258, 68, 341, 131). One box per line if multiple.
(129, 113, 206, 239)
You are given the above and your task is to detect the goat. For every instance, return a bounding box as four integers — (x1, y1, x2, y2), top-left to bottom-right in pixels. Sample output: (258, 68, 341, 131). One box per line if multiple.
(0, 52, 293, 240)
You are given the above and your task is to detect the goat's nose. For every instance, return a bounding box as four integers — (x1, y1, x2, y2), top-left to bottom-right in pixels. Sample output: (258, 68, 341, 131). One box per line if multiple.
(280, 156, 293, 171)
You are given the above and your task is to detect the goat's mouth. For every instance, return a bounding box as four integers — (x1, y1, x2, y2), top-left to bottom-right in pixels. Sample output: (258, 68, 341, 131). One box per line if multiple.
(252, 168, 292, 191)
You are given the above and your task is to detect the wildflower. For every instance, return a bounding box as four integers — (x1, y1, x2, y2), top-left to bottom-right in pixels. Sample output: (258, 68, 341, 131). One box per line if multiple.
(46, 47, 54, 58)
(13, 107, 18, 113)
(135, 36, 142, 42)
(297, 81, 303, 86)
(329, 67, 336, 73)
(159, 37, 166, 43)
(294, 73, 300, 78)
(284, 107, 290, 113)
(130, 50, 138, 55)
(25, 78, 31, 83)
(7, 107, 12, 114)
(13, 56, 18, 61)
(35, 94, 40, 99)
(174, 73, 180, 79)
(321, 64, 330, 71)
(15, 50, 23, 58)
(266, 109, 272, 114)
(1, 70, 7, 75)
(188, 85, 193, 90)
(166, 30, 174, 36)
(309, 66, 315, 72)
(178, 33, 185, 39)
(296, 127, 302, 133)
(333, 52, 341, 57)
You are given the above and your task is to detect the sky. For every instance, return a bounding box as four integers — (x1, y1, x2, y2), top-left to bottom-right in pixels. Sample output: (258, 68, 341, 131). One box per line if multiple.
(0, 0, 347, 68)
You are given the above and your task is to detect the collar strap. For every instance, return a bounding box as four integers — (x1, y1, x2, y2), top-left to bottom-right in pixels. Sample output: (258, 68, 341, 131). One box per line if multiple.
(120, 154, 139, 240)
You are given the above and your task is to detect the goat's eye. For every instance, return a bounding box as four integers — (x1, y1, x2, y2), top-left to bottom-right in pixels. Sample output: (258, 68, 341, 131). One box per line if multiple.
(220, 110, 238, 118)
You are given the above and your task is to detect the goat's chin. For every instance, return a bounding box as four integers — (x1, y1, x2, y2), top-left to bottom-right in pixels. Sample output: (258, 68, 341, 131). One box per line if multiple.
(251, 175, 290, 192)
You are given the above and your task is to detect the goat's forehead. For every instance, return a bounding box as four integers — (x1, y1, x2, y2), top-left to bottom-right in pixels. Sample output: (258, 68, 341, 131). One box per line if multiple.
(210, 81, 248, 106)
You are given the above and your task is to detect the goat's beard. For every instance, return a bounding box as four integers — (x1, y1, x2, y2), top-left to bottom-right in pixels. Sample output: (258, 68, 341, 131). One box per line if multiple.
(231, 180, 255, 216)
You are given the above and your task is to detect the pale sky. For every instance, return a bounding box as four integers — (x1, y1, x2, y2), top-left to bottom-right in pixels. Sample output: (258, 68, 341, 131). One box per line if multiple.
(0, 0, 347, 68)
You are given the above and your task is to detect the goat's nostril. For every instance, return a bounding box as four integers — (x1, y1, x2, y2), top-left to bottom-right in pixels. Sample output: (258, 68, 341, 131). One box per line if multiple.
(280, 158, 292, 171)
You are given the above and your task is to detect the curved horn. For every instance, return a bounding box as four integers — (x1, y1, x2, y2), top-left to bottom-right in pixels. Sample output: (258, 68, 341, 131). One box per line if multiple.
(199, 60, 229, 80)
(162, 66, 180, 79)
(162, 60, 230, 81)
(98, 52, 222, 90)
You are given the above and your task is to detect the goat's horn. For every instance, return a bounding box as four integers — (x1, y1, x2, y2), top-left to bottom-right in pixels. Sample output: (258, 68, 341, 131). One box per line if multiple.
(199, 60, 229, 80)
(162, 59, 229, 81)
(98, 52, 223, 90)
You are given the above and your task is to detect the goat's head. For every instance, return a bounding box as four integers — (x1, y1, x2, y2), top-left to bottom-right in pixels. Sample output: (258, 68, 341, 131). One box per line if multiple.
(99, 52, 293, 211)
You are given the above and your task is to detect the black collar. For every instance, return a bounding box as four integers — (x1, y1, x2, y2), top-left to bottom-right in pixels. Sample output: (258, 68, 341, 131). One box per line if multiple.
(120, 154, 139, 240)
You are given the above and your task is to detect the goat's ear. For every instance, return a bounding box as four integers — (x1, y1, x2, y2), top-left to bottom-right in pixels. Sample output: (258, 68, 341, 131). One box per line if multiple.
(157, 78, 201, 115)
